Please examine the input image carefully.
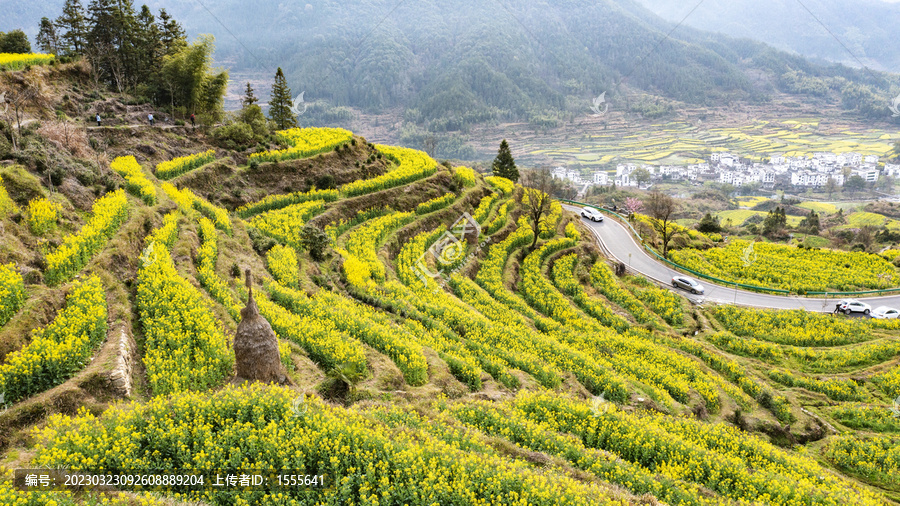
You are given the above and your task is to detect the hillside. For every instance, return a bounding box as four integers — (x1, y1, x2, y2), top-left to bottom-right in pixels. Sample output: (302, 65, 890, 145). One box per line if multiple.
(0, 64, 898, 504)
(3, 0, 899, 150)
(636, 0, 900, 72)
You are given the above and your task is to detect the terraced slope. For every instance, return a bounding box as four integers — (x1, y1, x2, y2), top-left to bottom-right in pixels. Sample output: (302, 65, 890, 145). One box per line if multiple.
(0, 127, 897, 505)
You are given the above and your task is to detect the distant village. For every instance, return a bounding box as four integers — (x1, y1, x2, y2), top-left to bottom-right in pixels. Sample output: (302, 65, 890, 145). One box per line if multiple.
(552, 152, 900, 192)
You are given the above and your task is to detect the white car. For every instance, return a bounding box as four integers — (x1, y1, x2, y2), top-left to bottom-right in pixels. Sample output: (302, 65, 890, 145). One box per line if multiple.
(581, 207, 604, 222)
(871, 306, 899, 319)
(672, 276, 705, 295)
(836, 299, 871, 315)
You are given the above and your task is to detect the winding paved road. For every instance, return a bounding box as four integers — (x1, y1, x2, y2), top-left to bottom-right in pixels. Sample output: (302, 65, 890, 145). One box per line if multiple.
(563, 204, 900, 312)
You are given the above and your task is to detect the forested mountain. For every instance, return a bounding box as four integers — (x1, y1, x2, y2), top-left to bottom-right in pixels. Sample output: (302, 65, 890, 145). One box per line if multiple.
(636, 0, 900, 72)
(4, 0, 899, 139)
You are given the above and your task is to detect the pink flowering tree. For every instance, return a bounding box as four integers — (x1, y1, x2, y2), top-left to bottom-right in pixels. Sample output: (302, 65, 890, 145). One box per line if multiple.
(624, 197, 644, 218)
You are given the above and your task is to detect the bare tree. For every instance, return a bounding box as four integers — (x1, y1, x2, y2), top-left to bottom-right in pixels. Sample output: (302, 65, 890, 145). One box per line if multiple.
(2, 72, 47, 151)
(645, 190, 679, 259)
(423, 135, 436, 158)
(521, 167, 556, 251)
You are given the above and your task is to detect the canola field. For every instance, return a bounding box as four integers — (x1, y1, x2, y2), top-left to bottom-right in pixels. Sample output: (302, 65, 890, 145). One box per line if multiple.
(522, 119, 899, 168)
(0, 127, 898, 505)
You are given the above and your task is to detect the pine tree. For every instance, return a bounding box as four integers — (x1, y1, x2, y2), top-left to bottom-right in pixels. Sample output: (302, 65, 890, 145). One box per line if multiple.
(36, 18, 60, 54)
(492, 139, 519, 182)
(113, 0, 141, 89)
(56, 0, 87, 55)
(269, 67, 298, 130)
(135, 6, 160, 78)
(157, 9, 186, 56)
(85, 0, 118, 85)
(243, 82, 258, 107)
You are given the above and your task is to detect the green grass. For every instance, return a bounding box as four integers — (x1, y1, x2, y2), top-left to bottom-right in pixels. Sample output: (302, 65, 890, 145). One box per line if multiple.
(801, 235, 831, 248)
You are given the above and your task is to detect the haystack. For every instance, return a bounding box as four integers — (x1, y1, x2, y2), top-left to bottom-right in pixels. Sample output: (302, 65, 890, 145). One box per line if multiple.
(234, 270, 291, 384)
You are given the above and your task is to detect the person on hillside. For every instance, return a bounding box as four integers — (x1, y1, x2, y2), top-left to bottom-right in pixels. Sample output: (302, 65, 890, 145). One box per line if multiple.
(148, 113, 154, 126)
(95, 114, 101, 127)
(190, 113, 195, 129)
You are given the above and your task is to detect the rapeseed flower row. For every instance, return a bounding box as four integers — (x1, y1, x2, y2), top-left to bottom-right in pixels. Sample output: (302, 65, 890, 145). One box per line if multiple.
(265, 244, 299, 288)
(490, 228, 686, 407)
(523, 240, 721, 409)
(670, 240, 898, 292)
(0, 53, 54, 70)
(706, 331, 900, 373)
(540, 200, 562, 238)
(400, 225, 647, 395)
(472, 192, 501, 225)
(186, 189, 231, 232)
(829, 404, 900, 433)
(26, 197, 62, 235)
(333, 227, 485, 388)
(160, 182, 192, 210)
(341, 145, 437, 197)
(447, 400, 705, 506)
(110, 155, 156, 204)
(337, 220, 493, 387)
(31, 384, 619, 505)
(161, 183, 231, 232)
(876, 366, 900, 398)
(235, 188, 339, 218)
(323, 206, 391, 241)
(627, 279, 685, 326)
(484, 199, 511, 235)
(154, 149, 216, 180)
(414, 192, 457, 215)
(485, 175, 514, 194)
(449, 273, 632, 399)
(453, 166, 477, 187)
(249, 127, 353, 163)
(44, 190, 129, 286)
(564, 221, 580, 240)
(660, 335, 761, 408)
(583, 258, 657, 325)
(248, 200, 325, 248)
(136, 240, 233, 395)
(711, 305, 872, 346)
(474, 217, 563, 333)
(825, 434, 899, 486)
(552, 254, 630, 332)
(0, 465, 166, 506)
(768, 368, 867, 401)
(513, 391, 884, 506)
(341, 210, 414, 282)
(0, 276, 106, 403)
(255, 292, 368, 380)
(267, 280, 428, 386)
(0, 263, 25, 328)
(144, 211, 179, 249)
(196, 217, 242, 321)
(394, 229, 561, 389)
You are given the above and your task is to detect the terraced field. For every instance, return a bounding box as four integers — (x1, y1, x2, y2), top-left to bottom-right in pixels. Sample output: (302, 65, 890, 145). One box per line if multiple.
(0, 127, 898, 505)
(513, 119, 899, 169)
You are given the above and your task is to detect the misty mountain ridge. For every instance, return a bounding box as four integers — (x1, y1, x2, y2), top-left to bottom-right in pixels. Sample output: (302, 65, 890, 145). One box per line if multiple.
(3, 0, 899, 152)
